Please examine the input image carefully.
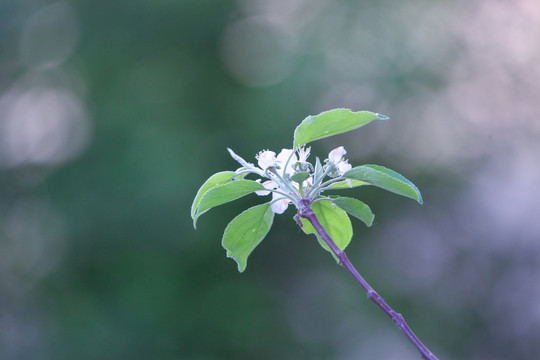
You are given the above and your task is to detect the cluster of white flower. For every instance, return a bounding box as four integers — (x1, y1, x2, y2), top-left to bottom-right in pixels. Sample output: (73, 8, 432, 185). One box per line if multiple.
(228, 146, 353, 214)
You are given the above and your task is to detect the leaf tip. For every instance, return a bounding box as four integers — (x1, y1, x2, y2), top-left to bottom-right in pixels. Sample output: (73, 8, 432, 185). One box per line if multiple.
(192, 207, 199, 228)
(367, 217, 374, 227)
(226, 251, 246, 272)
(414, 187, 423, 204)
(375, 113, 390, 120)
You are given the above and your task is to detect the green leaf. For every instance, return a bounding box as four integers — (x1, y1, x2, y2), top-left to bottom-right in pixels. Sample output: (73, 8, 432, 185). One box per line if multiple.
(300, 200, 352, 260)
(192, 179, 266, 228)
(293, 108, 388, 147)
(222, 203, 274, 272)
(343, 165, 423, 204)
(314, 157, 323, 182)
(327, 179, 368, 189)
(329, 196, 374, 227)
(191, 171, 237, 219)
(290, 171, 310, 183)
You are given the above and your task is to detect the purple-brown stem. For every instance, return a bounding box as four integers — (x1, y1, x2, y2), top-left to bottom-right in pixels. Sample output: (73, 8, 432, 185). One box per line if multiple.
(297, 199, 438, 360)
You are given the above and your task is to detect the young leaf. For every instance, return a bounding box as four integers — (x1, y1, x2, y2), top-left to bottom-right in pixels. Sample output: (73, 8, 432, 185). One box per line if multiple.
(227, 148, 253, 169)
(329, 196, 374, 227)
(222, 203, 274, 272)
(191, 171, 237, 218)
(314, 157, 323, 182)
(343, 165, 423, 204)
(192, 180, 266, 228)
(327, 179, 368, 189)
(290, 171, 310, 183)
(300, 200, 353, 257)
(293, 108, 388, 147)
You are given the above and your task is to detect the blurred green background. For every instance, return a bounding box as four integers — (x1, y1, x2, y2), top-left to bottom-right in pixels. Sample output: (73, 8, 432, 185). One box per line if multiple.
(2, 0, 540, 359)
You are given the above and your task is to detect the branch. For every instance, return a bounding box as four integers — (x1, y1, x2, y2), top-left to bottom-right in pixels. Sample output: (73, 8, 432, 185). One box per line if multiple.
(297, 199, 439, 360)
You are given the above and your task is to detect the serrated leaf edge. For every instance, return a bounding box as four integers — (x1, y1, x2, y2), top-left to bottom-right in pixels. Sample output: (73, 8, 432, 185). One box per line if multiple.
(221, 203, 274, 272)
(343, 164, 423, 204)
(330, 196, 375, 227)
(193, 179, 266, 228)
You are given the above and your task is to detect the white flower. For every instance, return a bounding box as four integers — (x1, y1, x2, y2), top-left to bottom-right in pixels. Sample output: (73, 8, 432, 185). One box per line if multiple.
(328, 146, 352, 177)
(256, 148, 297, 177)
(256, 150, 276, 170)
(254, 148, 298, 214)
(270, 193, 290, 214)
(255, 179, 277, 196)
(336, 160, 352, 175)
(328, 146, 347, 163)
(255, 179, 290, 214)
(275, 148, 297, 176)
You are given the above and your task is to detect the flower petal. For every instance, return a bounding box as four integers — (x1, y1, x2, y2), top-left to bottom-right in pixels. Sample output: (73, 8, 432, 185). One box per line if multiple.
(255, 179, 277, 196)
(256, 150, 276, 170)
(328, 146, 347, 163)
(276, 149, 297, 176)
(271, 192, 290, 214)
(337, 161, 352, 175)
(276, 149, 296, 164)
